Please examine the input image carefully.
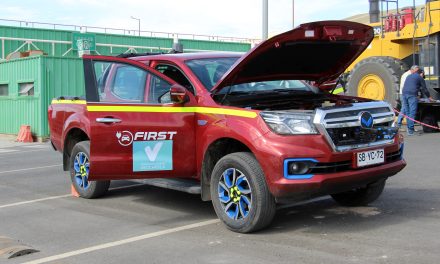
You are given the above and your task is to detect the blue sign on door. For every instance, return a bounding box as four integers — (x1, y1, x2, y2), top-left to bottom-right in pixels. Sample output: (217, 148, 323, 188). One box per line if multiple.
(133, 140, 173, 172)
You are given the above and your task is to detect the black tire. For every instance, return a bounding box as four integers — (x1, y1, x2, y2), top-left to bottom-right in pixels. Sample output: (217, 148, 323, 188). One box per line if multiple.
(70, 141, 110, 199)
(210, 152, 276, 233)
(331, 179, 386, 207)
(421, 113, 440, 133)
(347, 57, 408, 107)
(383, 56, 409, 80)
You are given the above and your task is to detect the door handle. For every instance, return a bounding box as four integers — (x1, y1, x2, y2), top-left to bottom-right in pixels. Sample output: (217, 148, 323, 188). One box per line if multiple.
(96, 117, 122, 124)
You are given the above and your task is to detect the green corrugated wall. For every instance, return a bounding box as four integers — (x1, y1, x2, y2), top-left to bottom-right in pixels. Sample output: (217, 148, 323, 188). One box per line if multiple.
(0, 57, 42, 136)
(0, 56, 84, 137)
(0, 25, 251, 58)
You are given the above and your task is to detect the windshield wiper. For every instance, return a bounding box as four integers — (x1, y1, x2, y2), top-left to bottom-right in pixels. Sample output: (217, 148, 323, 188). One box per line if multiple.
(271, 88, 309, 93)
(228, 89, 310, 96)
(227, 91, 253, 95)
(218, 87, 312, 104)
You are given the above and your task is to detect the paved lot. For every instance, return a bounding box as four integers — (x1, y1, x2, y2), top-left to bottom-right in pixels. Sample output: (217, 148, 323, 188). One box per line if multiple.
(0, 133, 439, 264)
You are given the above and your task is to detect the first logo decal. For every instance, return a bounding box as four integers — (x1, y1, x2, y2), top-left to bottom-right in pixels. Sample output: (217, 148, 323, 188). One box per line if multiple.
(115, 130, 176, 172)
(116, 131, 134, 146)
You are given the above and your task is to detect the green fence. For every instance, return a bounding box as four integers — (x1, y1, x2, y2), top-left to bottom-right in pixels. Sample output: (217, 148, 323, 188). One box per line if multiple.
(0, 25, 251, 59)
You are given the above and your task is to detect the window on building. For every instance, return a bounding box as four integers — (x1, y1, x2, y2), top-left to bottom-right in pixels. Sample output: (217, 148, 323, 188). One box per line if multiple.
(0, 84, 8, 96)
(19, 82, 34, 96)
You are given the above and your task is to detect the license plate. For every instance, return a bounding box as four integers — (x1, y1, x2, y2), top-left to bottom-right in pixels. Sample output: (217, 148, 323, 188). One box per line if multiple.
(356, 149, 385, 167)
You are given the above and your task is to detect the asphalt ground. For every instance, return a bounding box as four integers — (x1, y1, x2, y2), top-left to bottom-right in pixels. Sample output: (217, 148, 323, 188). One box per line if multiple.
(0, 132, 439, 264)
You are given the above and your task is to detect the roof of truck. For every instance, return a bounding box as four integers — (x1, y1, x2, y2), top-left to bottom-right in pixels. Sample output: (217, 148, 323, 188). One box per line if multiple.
(130, 51, 244, 62)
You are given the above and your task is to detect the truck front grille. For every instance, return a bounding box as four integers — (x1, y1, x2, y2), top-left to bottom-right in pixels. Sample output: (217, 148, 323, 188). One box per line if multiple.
(326, 122, 394, 147)
(314, 102, 396, 152)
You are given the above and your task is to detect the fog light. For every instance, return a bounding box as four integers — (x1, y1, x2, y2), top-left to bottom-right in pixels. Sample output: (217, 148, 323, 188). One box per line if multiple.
(284, 158, 317, 180)
(288, 161, 311, 175)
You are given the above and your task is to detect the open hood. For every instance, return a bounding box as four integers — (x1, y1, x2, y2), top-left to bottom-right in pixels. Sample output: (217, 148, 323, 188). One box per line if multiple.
(211, 20, 373, 93)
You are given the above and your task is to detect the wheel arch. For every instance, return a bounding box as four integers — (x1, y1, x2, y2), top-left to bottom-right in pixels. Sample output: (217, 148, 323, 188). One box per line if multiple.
(62, 128, 90, 171)
(200, 137, 253, 201)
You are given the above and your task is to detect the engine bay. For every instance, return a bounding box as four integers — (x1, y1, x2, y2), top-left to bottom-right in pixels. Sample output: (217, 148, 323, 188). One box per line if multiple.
(215, 90, 365, 111)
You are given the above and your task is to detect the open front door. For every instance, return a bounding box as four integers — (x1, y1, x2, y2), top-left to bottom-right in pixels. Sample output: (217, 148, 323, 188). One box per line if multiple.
(83, 56, 196, 180)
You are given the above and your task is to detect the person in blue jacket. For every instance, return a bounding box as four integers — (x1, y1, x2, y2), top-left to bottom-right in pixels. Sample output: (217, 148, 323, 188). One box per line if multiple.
(401, 68, 434, 135)
(396, 65, 419, 128)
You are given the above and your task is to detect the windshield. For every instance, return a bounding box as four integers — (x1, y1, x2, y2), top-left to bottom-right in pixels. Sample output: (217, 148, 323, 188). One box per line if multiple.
(185, 57, 239, 90)
(186, 57, 320, 95)
(224, 80, 318, 94)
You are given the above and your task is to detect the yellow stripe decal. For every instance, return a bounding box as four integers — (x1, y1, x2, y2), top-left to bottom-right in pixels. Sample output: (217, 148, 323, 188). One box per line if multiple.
(51, 99, 257, 118)
(331, 87, 345, 94)
(51, 99, 86, 105)
(86, 105, 257, 118)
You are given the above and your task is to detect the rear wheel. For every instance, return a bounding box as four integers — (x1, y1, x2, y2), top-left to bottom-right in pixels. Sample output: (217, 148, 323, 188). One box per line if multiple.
(331, 179, 386, 206)
(210, 152, 276, 233)
(70, 141, 110, 199)
(347, 57, 408, 107)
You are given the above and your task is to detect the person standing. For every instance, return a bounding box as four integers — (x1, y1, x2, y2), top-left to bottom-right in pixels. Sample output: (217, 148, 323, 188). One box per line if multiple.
(401, 67, 433, 135)
(396, 65, 419, 128)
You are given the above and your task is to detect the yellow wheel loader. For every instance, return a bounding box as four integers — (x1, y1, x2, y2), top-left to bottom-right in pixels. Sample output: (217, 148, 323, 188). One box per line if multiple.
(344, 0, 440, 131)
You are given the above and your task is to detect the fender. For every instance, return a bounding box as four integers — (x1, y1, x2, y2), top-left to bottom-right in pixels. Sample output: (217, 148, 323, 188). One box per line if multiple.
(61, 110, 90, 151)
(197, 114, 269, 201)
(223, 115, 271, 168)
(60, 109, 90, 171)
(196, 115, 267, 177)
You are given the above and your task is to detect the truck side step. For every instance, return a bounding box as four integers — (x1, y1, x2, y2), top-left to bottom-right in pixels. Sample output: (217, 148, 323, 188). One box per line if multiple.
(132, 178, 201, 194)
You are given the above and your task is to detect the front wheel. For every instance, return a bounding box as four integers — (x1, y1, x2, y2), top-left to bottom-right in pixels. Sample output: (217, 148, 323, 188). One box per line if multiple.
(210, 152, 276, 233)
(70, 141, 110, 199)
(331, 179, 386, 206)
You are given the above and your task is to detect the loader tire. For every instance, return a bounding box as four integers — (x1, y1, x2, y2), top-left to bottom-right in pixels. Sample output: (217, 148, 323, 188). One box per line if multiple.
(347, 57, 408, 107)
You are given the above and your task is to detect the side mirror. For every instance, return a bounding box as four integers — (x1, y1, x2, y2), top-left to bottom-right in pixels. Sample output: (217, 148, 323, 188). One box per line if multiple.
(170, 84, 189, 104)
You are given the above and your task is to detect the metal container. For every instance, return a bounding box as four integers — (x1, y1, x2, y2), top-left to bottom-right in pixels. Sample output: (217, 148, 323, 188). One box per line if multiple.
(0, 56, 83, 139)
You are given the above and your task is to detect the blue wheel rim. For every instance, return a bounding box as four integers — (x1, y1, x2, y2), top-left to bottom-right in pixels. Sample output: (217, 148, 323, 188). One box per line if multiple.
(217, 168, 252, 220)
(73, 151, 90, 190)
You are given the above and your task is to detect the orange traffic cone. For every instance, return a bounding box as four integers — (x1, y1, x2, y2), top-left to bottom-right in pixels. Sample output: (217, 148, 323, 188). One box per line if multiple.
(71, 184, 80, 197)
(16, 125, 33, 142)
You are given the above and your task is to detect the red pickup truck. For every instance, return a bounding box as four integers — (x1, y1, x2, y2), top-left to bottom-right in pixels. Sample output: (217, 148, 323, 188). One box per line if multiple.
(48, 21, 406, 233)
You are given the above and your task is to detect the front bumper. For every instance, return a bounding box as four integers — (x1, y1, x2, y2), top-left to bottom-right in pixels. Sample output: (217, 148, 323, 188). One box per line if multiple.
(272, 159, 406, 201)
(253, 132, 406, 201)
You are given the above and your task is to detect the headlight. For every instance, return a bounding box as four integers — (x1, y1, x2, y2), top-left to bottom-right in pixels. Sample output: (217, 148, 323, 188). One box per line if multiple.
(260, 111, 318, 135)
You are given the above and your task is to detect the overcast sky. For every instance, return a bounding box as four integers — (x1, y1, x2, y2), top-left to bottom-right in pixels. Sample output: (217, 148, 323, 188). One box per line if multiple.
(2, 0, 426, 39)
